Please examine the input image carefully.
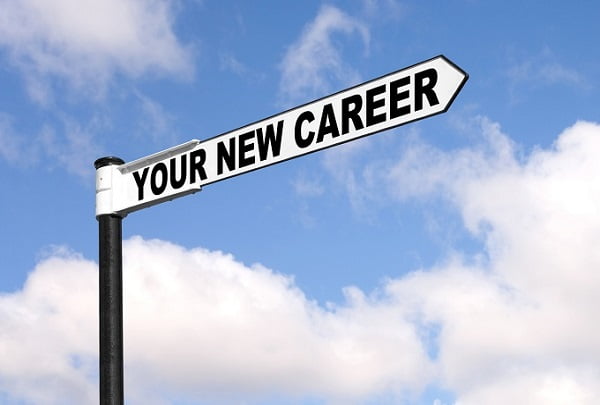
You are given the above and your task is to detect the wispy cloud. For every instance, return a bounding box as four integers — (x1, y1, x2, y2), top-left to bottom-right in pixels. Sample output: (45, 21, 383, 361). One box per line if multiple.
(133, 91, 177, 146)
(0, 111, 103, 179)
(218, 51, 266, 84)
(293, 174, 325, 198)
(361, 0, 405, 20)
(322, 138, 378, 217)
(38, 117, 103, 179)
(506, 48, 589, 102)
(385, 116, 518, 207)
(0, 114, 24, 165)
(219, 52, 248, 76)
(278, 5, 369, 105)
(0, 0, 194, 103)
(292, 174, 326, 228)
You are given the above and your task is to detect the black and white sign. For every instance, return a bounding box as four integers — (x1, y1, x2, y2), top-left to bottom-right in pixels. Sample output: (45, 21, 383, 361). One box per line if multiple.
(95, 55, 468, 216)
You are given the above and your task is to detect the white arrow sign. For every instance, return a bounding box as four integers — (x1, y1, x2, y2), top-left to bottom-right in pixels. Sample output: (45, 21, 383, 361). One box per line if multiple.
(96, 55, 468, 217)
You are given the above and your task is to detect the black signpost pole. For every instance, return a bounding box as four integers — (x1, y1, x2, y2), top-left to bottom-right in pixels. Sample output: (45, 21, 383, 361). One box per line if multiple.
(95, 157, 126, 405)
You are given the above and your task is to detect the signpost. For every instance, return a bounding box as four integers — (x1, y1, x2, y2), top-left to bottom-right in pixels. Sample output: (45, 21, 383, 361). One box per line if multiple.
(95, 55, 467, 404)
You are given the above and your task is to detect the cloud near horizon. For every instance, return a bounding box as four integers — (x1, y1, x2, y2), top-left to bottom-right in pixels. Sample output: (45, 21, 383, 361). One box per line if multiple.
(2, 120, 600, 404)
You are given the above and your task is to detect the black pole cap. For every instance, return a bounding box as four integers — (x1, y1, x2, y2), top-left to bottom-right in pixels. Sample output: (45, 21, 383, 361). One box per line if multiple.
(94, 156, 125, 169)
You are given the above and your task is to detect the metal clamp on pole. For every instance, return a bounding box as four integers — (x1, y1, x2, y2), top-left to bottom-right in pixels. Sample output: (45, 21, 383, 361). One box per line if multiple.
(94, 157, 125, 405)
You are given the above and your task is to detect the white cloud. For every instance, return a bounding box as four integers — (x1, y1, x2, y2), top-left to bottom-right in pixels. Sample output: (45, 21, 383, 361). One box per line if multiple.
(0, 237, 431, 404)
(383, 119, 600, 403)
(0, 0, 193, 177)
(121, 237, 432, 402)
(3, 120, 600, 403)
(0, 0, 193, 102)
(278, 5, 369, 105)
(319, 118, 600, 402)
(0, 247, 98, 404)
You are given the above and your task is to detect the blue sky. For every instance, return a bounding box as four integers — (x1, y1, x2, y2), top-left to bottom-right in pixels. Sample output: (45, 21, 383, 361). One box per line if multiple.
(1, 1, 600, 404)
